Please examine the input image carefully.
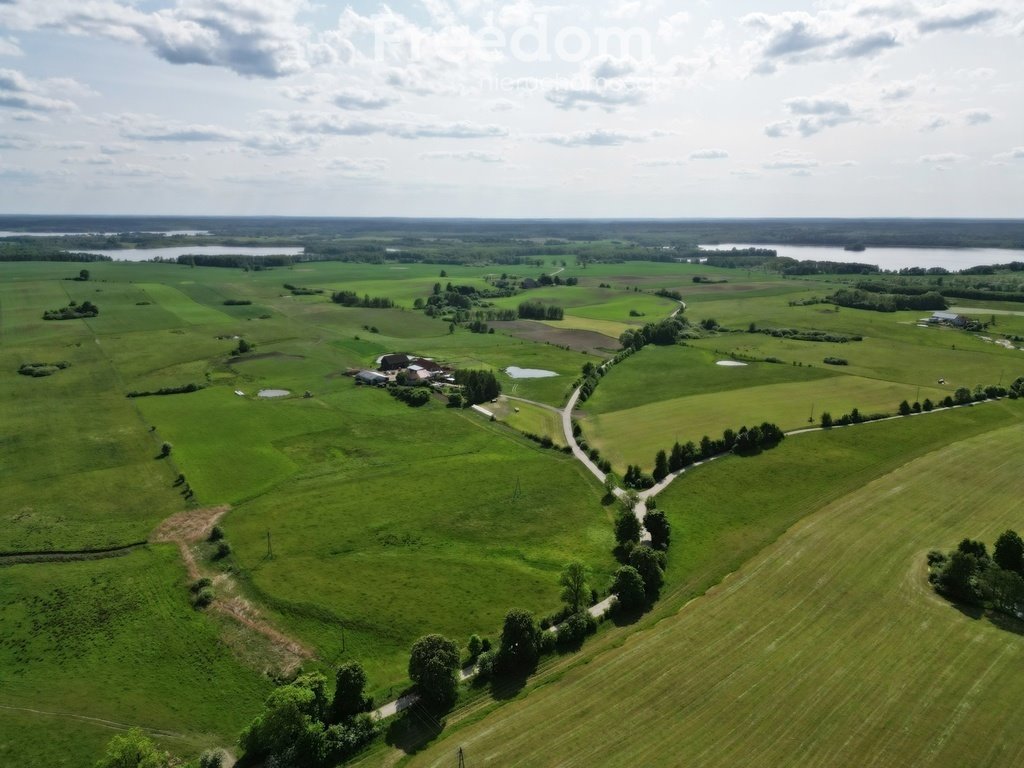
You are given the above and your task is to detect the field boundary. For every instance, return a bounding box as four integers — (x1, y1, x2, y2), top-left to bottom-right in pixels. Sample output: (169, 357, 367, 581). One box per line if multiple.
(0, 541, 147, 566)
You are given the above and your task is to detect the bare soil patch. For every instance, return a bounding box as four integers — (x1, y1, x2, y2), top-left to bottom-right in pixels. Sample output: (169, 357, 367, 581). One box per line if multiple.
(493, 320, 618, 355)
(150, 505, 230, 544)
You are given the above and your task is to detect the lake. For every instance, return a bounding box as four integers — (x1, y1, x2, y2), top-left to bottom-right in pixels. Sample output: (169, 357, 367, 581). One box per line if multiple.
(0, 230, 209, 237)
(700, 244, 1024, 272)
(74, 245, 305, 262)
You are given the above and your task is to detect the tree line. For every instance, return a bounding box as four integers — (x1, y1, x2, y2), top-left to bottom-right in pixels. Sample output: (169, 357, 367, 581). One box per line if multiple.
(518, 301, 564, 320)
(331, 291, 394, 309)
(827, 287, 948, 312)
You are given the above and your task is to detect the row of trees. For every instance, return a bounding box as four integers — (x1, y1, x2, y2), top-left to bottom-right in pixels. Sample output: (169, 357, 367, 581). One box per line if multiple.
(826, 287, 947, 312)
(627, 424, 787, 489)
(823, 379, 1024, 428)
(331, 291, 394, 308)
(518, 301, 564, 320)
(929, 532, 1024, 618)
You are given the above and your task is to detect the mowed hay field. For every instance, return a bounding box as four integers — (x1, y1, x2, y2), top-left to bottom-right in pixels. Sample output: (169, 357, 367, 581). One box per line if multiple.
(397, 414, 1024, 768)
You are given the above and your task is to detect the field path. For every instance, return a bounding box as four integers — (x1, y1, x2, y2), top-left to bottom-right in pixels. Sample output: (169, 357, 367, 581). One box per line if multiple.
(151, 505, 315, 670)
(0, 702, 193, 741)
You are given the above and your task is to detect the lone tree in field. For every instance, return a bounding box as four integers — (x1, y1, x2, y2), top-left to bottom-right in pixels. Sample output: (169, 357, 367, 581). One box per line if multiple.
(79, 268, 90, 281)
(408, 634, 460, 707)
(332, 661, 369, 721)
(610, 565, 646, 611)
(559, 561, 589, 612)
(994, 530, 1024, 575)
(497, 608, 539, 671)
(160, 441, 172, 458)
(614, 508, 642, 548)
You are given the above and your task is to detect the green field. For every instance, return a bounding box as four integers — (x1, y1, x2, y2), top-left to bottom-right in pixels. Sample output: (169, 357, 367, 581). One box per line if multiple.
(223, 394, 616, 697)
(3, 251, 1024, 768)
(0, 546, 272, 764)
(394, 409, 1024, 767)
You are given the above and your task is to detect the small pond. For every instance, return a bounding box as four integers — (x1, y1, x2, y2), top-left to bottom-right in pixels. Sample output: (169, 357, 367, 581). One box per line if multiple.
(257, 389, 291, 398)
(505, 366, 559, 379)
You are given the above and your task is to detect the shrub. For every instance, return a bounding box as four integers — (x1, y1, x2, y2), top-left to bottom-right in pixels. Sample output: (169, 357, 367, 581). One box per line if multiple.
(539, 631, 557, 655)
(475, 651, 495, 681)
(556, 610, 597, 650)
(193, 588, 215, 608)
(190, 577, 213, 593)
(199, 750, 223, 768)
(208, 525, 224, 542)
(823, 357, 849, 366)
(467, 634, 483, 661)
(213, 541, 232, 560)
(160, 442, 173, 457)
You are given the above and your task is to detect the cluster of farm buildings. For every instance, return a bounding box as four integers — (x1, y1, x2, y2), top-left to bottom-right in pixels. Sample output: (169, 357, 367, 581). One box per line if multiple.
(353, 353, 453, 387)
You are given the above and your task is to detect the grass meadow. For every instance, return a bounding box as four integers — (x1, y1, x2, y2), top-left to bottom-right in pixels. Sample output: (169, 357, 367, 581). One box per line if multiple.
(3, 256, 1022, 767)
(387, 404, 1024, 768)
(0, 546, 273, 766)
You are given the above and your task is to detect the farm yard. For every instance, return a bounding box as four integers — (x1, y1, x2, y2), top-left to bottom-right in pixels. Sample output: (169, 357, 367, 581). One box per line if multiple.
(2, 233, 1024, 768)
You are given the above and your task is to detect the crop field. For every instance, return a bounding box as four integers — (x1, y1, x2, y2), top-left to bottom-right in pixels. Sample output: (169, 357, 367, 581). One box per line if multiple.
(396, 411, 1024, 768)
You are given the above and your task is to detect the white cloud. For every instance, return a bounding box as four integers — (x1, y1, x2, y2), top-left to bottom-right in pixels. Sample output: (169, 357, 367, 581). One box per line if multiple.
(689, 149, 729, 160)
(333, 88, 400, 110)
(963, 108, 993, 125)
(0, 67, 82, 111)
(0, 0, 322, 79)
(763, 149, 818, 170)
(539, 128, 670, 148)
(421, 150, 506, 162)
(919, 152, 968, 163)
(921, 115, 950, 131)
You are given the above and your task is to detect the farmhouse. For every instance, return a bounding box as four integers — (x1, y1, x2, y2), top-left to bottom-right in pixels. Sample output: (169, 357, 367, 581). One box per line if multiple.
(404, 365, 434, 382)
(355, 370, 389, 386)
(929, 311, 967, 327)
(409, 357, 442, 373)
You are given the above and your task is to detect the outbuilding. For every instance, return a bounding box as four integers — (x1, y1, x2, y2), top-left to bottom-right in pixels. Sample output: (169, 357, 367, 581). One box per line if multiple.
(355, 370, 389, 386)
(930, 311, 967, 327)
(379, 353, 412, 371)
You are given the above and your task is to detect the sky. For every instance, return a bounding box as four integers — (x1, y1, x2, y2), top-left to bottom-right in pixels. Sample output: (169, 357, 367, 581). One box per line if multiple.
(0, 0, 1021, 218)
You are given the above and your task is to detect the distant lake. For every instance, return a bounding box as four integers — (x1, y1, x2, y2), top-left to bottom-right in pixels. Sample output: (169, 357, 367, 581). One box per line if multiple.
(0, 230, 209, 237)
(700, 244, 1024, 272)
(74, 245, 305, 262)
